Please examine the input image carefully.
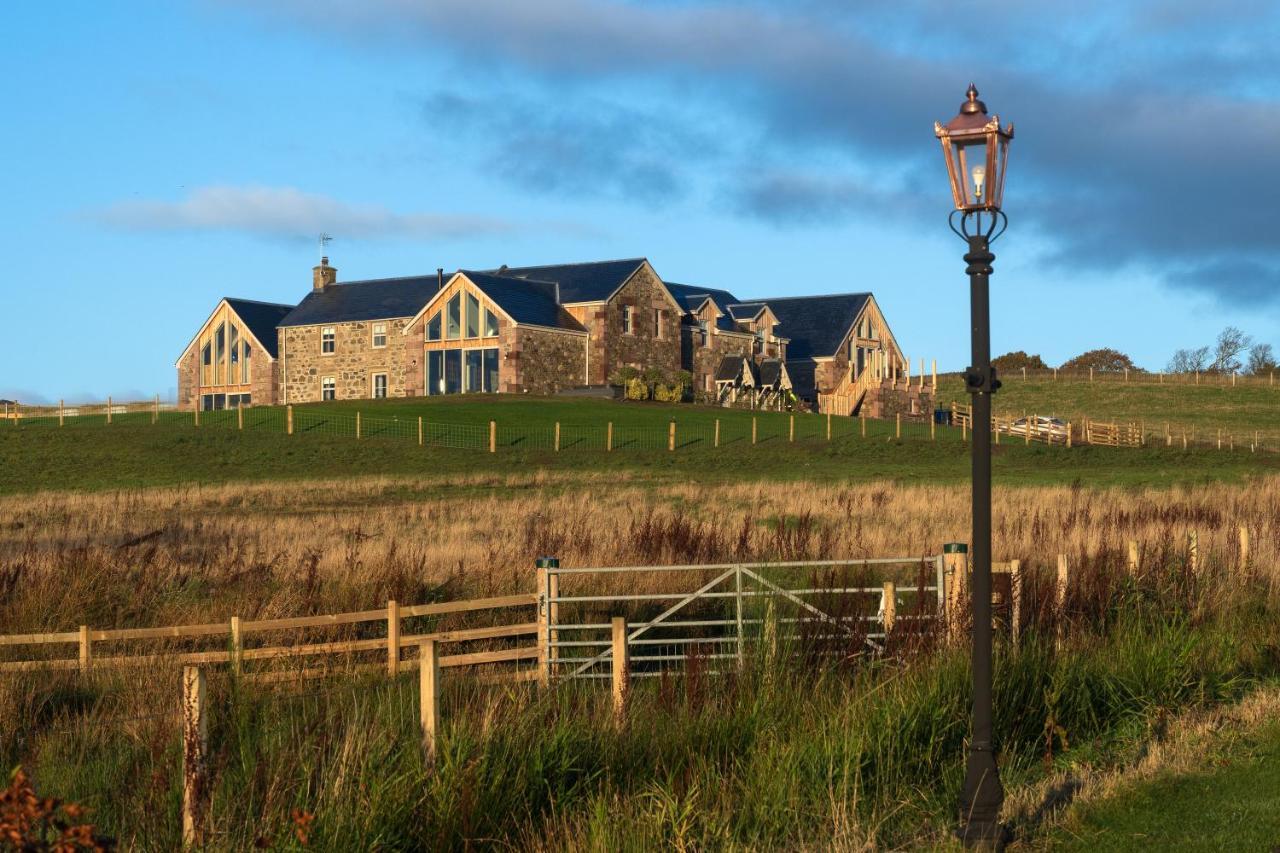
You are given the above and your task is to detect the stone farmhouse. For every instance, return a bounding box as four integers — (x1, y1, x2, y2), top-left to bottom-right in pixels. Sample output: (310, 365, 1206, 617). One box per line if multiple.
(176, 257, 932, 417)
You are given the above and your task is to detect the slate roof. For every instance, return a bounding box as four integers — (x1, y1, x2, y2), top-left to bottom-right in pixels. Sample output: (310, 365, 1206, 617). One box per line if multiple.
(758, 359, 787, 388)
(459, 271, 585, 331)
(726, 303, 767, 321)
(715, 355, 756, 384)
(751, 293, 871, 361)
(663, 281, 741, 314)
(494, 258, 647, 304)
(224, 298, 293, 358)
(278, 275, 443, 328)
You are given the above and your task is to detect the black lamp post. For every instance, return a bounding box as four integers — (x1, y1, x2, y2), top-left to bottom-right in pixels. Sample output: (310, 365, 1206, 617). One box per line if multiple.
(934, 84, 1014, 848)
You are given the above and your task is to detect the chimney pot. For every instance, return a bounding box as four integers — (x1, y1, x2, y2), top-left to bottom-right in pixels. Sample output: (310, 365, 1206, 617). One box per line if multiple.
(313, 257, 337, 291)
(437, 267, 444, 290)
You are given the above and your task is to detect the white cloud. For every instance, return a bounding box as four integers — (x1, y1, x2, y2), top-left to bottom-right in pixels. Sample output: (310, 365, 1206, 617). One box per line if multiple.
(87, 185, 533, 242)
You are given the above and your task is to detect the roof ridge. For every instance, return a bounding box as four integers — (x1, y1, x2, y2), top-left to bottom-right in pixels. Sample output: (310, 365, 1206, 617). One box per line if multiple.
(496, 257, 647, 271)
(224, 297, 295, 309)
(462, 269, 561, 289)
(331, 273, 445, 286)
(753, 292, 872, 302)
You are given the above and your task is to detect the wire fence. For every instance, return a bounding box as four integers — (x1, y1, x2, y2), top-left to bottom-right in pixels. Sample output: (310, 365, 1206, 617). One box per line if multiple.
(939, 367, 1280, 388)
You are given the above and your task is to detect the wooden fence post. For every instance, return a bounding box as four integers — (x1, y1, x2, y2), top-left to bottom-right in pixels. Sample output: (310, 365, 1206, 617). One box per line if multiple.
(286, 405, 292, 435)
(895, 412, 901, 439)
(356, 411, 361, 440)
(1188, 530, 1199, 575)
(1124, 367, 1129, 382)
(932, 359, 937, 390)
(237, 401, 243, 430)
(59, 399, 64, 427)
(752, 417, 757, 445)
(489, 420, 496, 453)
(78, 625, 91, 673)
(881, 581, 896, 635)
(387, 599, 400, 676)
(194, 405, 200, 428)
(788, 414, 794, 443)
(942, 543, 968, 643)
(861, 413, 867, 438)
(1021, 366, 1026, 381)
(107, 396, 113, 425)
(419, 640, 440, 765)
(154, 395, 160, 424)
(608, 421, 614, 451)
(555, 421, 561, 452)
(535, 558, 554, 687)
(1127, 541, 1139, 576)
(1237, 524, 1250, 571)
(919, 358, 925, 389)
(181, 665, 208, 849)
(612, 617, 629, 724)
(668, 420, 676, 452)
(418, 416, 423, 446)
(230, 616, 242, 677)
(826, 411, 831, 441)
(1066, 421, 1073, 448)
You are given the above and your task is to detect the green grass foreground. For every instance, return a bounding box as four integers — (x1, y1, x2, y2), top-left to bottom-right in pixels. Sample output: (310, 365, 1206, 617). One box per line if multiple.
(9, 600, 1280, 849)
(3, 395, 1279, 494)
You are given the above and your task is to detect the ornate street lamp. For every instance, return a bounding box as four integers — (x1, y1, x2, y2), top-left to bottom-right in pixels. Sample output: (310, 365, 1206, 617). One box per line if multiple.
(935, 84, 1014, 848)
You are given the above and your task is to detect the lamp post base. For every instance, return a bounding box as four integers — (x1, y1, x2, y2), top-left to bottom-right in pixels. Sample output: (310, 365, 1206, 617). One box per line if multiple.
(956, 744, 1010, 849)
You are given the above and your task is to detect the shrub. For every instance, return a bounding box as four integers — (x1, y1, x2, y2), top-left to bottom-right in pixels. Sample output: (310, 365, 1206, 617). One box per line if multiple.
(1060, 348, 1139, 373)
(625, 378, 649, 400)
(609, 366, 640, 387)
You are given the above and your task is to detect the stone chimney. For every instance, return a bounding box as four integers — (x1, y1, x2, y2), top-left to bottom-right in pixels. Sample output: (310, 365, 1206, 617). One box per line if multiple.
(313, 256, 337, 291)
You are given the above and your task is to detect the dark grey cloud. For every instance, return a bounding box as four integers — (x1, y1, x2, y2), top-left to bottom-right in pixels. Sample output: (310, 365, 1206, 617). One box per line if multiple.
(1166, 259, 1280, 308)
(426, 92, 719, 203)
(231, 0, 1280, 307)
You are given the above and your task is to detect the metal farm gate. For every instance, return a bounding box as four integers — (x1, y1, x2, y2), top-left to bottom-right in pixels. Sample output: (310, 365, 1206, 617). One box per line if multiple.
(537, 557, 947, 681)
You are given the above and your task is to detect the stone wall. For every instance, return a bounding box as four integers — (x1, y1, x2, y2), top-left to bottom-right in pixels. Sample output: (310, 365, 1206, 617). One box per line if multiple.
(564, 304, 608, 385)
(176, 348, 200, 411)
(510, 327, 587, 394)
(869, 383, 936, 419)
(280, 318, 414, 404)
(604, 265, 682, 379)
(685, 329, 755, 395)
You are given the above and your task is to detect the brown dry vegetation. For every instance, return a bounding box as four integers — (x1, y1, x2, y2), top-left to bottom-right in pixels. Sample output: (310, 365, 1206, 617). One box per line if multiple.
(3, 471, 1277, 636)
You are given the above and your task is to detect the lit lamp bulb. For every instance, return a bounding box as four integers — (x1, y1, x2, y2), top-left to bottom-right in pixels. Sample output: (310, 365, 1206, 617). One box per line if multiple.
(970, 165, 987, 202)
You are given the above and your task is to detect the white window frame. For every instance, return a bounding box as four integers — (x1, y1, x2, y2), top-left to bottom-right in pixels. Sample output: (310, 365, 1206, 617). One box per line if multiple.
(622, 305, 633, 335)
(321, 326, 336, 355)
(321, 376, 336, 400)
(371, 372, 388, 398)
(654, 308, 662, 339)
(371, 323, 387, 349)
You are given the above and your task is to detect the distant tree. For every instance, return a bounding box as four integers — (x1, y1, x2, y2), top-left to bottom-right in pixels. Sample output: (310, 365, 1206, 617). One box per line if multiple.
(1060, 348, 1139, 373)
(1208, 326, 1252, 373)
(1167, 346, 1210, 374)
(992, 351, 1048, 371)
(1247, 343, 1277, 376)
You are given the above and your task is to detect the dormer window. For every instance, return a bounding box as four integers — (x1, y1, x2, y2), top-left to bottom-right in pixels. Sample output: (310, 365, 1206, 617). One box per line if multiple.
(698, 320, 710, 348)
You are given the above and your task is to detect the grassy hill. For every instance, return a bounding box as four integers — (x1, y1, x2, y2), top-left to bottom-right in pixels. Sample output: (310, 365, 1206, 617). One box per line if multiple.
(937, 373, 1280, 444)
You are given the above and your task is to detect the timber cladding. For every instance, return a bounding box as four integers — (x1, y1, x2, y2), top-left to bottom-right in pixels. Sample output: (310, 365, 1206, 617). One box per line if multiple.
(280, 318, 414, 404)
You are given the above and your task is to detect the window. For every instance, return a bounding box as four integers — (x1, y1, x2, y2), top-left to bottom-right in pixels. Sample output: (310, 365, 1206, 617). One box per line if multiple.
(698, 321, 710, 348)
(484, 348, 499, 392)
(228, 325, 240, 381)
(428, 351, 444, 395)
(654, 308, 662, 339)
(465, 292, 480, 338)
(622, 305, 633, 335)
(465, 349, 483, 392)
(372, 323, 387, 348)
(322, 377, 336, 401)
(372, 373, 388, 398)
(214, 323, 226, 384)
(427, 312, 441, 342)
(446, 293, 461, 340)
(201, 342, 212, 385)
(322, 327, 336, 354)
(484, 307, 499, 338)
(242, 341, 251, 384)
(445, 349, 462, 393)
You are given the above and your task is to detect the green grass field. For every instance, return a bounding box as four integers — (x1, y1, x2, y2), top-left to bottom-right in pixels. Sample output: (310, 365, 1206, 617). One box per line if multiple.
(3, 394, 1278, 494)
(938, 374, 1280, 444)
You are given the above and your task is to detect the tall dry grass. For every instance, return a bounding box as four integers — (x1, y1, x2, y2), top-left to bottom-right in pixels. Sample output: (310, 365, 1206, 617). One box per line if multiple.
(2, 472, 1277, 635)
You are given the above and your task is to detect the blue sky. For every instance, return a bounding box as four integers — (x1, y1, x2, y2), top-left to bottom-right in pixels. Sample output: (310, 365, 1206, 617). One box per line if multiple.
(2, 0, 1278, 403)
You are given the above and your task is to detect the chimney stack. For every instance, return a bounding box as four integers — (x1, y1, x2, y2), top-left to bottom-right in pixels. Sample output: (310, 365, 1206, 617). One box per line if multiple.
(437, 267, 444, 290)
(313, 256, 337, 291)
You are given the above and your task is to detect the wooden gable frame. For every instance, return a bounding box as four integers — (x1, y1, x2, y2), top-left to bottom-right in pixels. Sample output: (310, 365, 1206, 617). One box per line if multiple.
(174, 298, 278, 368)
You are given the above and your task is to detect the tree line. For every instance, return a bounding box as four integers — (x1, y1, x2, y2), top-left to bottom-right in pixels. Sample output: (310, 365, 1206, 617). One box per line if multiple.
(992, 327, 1276, 375)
